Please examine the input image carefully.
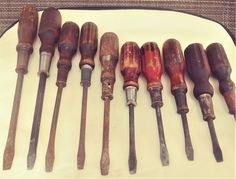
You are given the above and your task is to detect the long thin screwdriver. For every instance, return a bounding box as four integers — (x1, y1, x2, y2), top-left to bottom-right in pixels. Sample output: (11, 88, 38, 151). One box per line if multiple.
(77, 22, 98, 169)
(45, 21, 79, 172)
(141, 42, 169, 166)
(99, 32, 119, 175)
(27, 7, 61, 169)
(3, 5, 38, 170)
(163, 39, 194, 160)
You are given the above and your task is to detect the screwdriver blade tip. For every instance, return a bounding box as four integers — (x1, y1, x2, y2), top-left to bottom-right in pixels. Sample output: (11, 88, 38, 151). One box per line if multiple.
(213, 146, 223, 162)
(45, 152, 54, 172)
(100, 153, 110, 175)
(27, 152, 36, 170)
(3, 148, 14, 170)
(128, 155, 137, 174)
(160, 144, 169, 166)
(77, 158, 85, 170)
(186, 145, 194, 161)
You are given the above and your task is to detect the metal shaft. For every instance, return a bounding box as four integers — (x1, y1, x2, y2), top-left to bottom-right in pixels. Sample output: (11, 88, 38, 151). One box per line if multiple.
(77, 84, 89, 169)
(27, 73, 47, 169)
(45, 85, 64, 172)
(180, 113, 194, 160)
(128, 104, 137, 174)
(3, 72, 24, 170)
(100, 98, 110, 175)
(155, 106, 169, 166)
(207, 119, 223, 162)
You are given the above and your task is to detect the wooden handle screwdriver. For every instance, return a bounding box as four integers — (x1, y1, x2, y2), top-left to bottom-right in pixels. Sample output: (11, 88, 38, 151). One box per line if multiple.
(184, 43, 223, 162)
(3, 5, 38, 170)
(120, 42, 141, 174)
(141, 42, 169, 166)
(206, 43, 236, 119)
(77, 22, 98, 169)
(45, 21, 79, 172)
(99, 32, 119, 175)
(27, 7, 61, 170)
(163, 39, 194, 160)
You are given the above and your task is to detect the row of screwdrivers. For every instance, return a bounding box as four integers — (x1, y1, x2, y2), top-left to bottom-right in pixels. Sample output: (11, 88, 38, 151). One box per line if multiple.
(2, 5, 235, 176)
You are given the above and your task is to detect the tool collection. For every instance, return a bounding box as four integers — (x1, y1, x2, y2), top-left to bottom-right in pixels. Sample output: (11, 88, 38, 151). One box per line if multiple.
(1, 5, 235, 175)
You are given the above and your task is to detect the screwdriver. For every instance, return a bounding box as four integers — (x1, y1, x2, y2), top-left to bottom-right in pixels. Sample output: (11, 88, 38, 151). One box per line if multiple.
(120, 42, 141, 174)
(140, 42, 169, 166)
(45, 21, 79, 172)
(27, 7, 61, 169)
(77, 22, 98, 169)
(206, 43, 236, 119)
(3, 5, 38, 170)
(99, 32, 119, 175)
(162, 39, 194, 160)
(184, 43, 223, 162)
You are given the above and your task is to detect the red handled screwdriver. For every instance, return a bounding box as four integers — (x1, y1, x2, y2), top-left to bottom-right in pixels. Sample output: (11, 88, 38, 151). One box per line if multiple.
(163, 39, 194, 160)
(184, 43, 223, 162)
(45, 21, 79, 172)
(120, 42, 141, 174)
(206, 43, 236, 119)
(141, 42, 169, 166)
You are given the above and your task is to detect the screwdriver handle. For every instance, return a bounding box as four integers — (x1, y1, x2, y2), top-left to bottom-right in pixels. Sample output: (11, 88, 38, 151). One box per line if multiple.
(16, 5, 38, 74)
(79, 22, 98, 69)
(163, 39, 187, 92)
(38, 7, 61, 54)
(184, 43, 214, 98)
(141, 42, 162, 89)
(57, 22, 79, 87)
(120, 42, 141, 89)
(206, 43, 236, 115)
(99, 32, 119, 100)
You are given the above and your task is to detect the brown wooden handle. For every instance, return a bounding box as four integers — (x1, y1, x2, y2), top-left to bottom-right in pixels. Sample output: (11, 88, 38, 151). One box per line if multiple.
(56, 21, 79, 86)
(79, 22, 98, 69)
(38, 7, 61, 54)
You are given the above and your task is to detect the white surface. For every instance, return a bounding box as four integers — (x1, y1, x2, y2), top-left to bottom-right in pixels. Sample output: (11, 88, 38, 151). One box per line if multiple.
(0, 9, 235, 179)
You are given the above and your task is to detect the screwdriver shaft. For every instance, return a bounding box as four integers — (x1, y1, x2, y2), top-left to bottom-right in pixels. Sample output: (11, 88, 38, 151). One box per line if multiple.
(77, 85, 89, 169)
(45, 85, 63, 172)
(100, 98, 110, 175)
(128, 104, 137, 174)
(155, 106, 169, 166)
(27, 73, 47, 169)
(180, 113, 194, 160)
(207, 119, 223, 162)
(3, 72, 24, 170)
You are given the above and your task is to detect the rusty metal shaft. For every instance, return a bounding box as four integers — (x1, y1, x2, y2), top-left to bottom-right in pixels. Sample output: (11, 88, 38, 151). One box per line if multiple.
(45, 85, 63, 172)
(3, 73, 24, 170)
(100, 98, 110, 175)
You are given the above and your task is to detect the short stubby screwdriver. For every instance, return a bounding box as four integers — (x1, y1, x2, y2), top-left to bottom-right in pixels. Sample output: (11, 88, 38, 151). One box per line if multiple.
(162, 39, 194, 160)
(99, 32, 119, 175)
(120, 42, 141, 174)
(77, 22, 98, 169)
(3, 5, 38, 170)
(45, 21, 79, 172)
(206, 43, 236, 119)
(27, 7, 61, 169)
(141, 42, 169, 166)
(184, 43, 223, 162)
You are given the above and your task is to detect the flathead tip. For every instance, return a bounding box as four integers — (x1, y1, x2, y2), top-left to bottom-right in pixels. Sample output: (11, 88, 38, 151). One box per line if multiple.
(186, 146, 194, 161)
(100, 153, 110, 175)
(45, 153, 54, 172)
(160, 145, 169, 166)
(3, 148, 14, 170)
(128, 155, 137, 174)
(27, 153, 36, 170)
(213, 146, 223, 162)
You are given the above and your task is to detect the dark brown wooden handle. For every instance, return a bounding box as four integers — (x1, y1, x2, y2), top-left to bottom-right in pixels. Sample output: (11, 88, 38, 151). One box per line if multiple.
(18, 5, 38, 45)
(57, 21, 79, 86)
(79, 22, 98, 69)
(184, 43, 214, 98)
(38, 7, 61, 54)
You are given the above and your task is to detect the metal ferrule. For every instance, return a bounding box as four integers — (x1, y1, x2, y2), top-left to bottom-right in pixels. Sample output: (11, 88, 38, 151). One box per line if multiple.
(81, 64, 92, 86)
(38, 51, 52, 76)
(125, 86, 137, 106)
(148, 86, 163, 108)
(198, 94, 215, 121)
